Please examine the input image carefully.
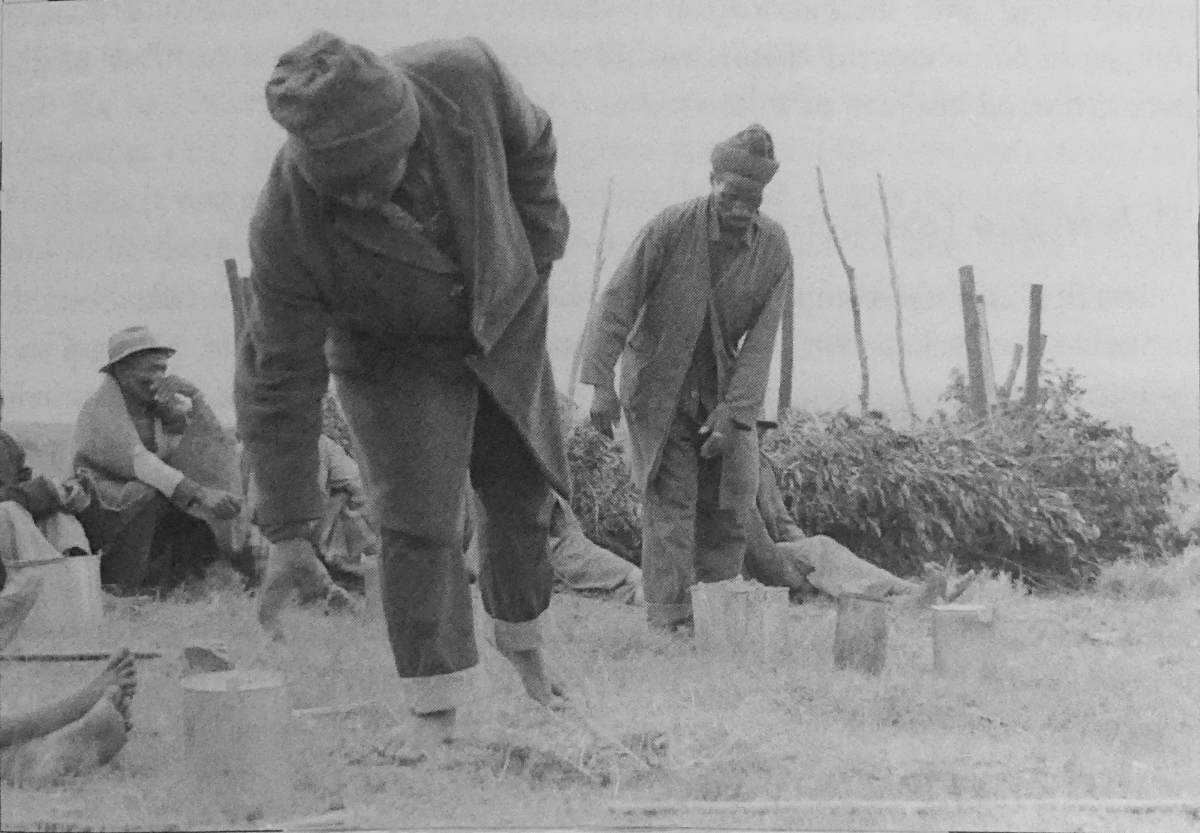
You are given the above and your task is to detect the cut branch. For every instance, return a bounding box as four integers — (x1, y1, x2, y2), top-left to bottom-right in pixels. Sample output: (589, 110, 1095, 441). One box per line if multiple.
(567, 178, 614, 419)
(777, 270, 794, 417)
(817, 166, 869, 415)
(877, 173, 916, 425)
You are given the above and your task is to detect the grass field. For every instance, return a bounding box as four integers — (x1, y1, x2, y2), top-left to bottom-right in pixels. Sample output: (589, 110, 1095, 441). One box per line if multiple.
(3, 555, 1200, 832)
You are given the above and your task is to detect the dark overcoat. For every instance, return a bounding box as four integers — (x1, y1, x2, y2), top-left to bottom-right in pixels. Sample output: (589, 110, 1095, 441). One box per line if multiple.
(236, 38, 570, 533)
(580, 197, 792, 507)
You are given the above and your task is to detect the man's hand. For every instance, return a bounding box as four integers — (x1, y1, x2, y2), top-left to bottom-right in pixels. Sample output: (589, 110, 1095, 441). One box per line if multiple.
(152, 374, 200, 400)
(589, 386, 621, 439)
(196, 487, 242, 520)
(699, 403, 746, 459)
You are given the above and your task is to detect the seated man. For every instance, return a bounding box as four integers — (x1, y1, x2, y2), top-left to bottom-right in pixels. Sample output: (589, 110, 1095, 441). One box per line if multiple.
(72, 326, 242, 593)
(0, 391, 93, 567)
(0, 560, 138, 787)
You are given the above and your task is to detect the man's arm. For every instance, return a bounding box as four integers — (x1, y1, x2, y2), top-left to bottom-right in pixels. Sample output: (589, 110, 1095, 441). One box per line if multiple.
(723, 262, 791, 428)
(472, 38, 569, 273)
(579, 219, 669, 395)
(235, 223, 330, 543)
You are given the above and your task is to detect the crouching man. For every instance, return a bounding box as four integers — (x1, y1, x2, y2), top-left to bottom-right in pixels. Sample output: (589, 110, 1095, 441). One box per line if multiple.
(72, 326, 243, 593)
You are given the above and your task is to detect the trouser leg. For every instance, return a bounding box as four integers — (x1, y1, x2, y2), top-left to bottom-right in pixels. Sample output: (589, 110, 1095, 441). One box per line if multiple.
(333, 353, 478, 714)
(694, 453, 747, 583)
(641, 412, 700, 629)
(469, 386, 555, 653)
(80, 496, 171, 592)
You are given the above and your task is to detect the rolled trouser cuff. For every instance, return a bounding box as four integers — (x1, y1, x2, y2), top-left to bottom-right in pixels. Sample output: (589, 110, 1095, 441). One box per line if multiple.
(404, 668, 474, 714)
(647, 601, 692, 630)
(492, 613, 543, 653)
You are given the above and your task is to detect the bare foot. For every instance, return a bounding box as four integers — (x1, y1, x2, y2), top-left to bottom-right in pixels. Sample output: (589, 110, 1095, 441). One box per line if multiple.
(2, 687, 130, 786)
(502, 648, 566, 711)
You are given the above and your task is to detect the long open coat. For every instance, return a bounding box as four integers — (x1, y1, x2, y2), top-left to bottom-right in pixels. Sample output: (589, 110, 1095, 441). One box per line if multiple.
(235, 38, 570, 534)
(580, 197, 792, 508)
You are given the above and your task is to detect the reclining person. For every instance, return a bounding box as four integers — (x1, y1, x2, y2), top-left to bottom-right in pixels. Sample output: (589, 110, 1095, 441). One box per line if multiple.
(0, 560, 138, 787)
(72, 326, 242, 593)
(0, 391, 93, 568)
(465, 492, 644, 606)
(745, 423, 973, 603)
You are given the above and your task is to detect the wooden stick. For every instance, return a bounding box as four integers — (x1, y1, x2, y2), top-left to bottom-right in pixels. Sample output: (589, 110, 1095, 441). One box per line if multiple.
(957, 266, 989, 419)
(611, 798, 1200, 816)
(224, 258, 247, 346)
(1, 650, 163, 662)
(817, 166, 869, 415)
(566, 178, 614, 421)
(999, 342, 1024, 401)
(776, 270, 794, 417)
(877, 173, 917, 425)
(1023, 284, 1044, 407)
(975, 294, 997, 409)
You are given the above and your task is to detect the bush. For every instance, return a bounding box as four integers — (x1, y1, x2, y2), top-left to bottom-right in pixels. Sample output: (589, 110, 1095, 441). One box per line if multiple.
(761, 363, 1184, 588)
(567, 424, 642, 564)
(944, 362, 1186, 568)
(762, 410, 1099, 586)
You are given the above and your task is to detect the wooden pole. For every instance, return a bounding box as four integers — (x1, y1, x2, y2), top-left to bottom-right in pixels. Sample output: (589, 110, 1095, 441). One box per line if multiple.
(975, 294, 997, 410)
(817, 166, 870, 415)
(877, 173, 917, 425)
(999, 343, 1024, 401)
(776, 270, 794, 417)
(225, 258, 247, 346)
(957, 266, 989, 418)
(566, 178, 614, 421)
(1023, 284, 1043, 407)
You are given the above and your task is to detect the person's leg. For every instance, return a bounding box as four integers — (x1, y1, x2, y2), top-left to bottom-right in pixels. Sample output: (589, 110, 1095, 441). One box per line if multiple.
(38, 512, 92, 556)
(694, 454, 749, 584)
(142, 509, 220, 590)
(334, 351, 478, 745)
(0, 649, 136, 753)
(79, 495, 172, 592)
(469, 387, 562, 709)
(640, 412, 701, 630)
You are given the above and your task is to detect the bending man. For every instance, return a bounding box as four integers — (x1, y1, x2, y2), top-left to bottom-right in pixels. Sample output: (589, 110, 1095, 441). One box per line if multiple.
(582, 125, 792, 631)
(237, 32, 572, 752)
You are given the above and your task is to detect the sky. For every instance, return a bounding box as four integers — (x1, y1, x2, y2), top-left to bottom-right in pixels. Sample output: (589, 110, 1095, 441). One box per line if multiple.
(1, 0, 1197, 473)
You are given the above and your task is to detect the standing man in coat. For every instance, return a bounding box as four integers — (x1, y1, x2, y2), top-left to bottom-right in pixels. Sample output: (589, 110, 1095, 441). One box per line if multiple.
(581, 125, 792, 632)
(237, 32, 571, 752)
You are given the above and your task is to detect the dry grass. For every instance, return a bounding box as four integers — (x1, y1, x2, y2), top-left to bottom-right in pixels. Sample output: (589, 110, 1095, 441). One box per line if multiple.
(2, 564, 1199, 832)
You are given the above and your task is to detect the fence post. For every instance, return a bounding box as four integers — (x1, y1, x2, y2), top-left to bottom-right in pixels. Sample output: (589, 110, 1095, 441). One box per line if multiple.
(1023, 284, 1044, 408)
(957, 266, 989, 418)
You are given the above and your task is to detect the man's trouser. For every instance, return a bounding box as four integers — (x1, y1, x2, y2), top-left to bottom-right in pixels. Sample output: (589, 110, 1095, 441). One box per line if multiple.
(641, 409, 747, 629)
(334, 346, 555, 714)
(79, 495, 217, 592)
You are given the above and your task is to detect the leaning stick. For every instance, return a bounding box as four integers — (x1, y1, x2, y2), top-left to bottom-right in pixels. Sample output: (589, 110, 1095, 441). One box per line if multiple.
(1, 650, 163, 662)
(817, 166, 870, 415)
(877, 173, 917, 425)
(566, 178, 615, 420)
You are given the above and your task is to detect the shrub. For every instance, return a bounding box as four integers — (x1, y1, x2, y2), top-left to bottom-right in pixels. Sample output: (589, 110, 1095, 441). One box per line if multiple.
(944, 363, 1186, 568)
(762, 409, 1099, 586)
(761, 363, 1184, 588)
(567, 424, 642, 564)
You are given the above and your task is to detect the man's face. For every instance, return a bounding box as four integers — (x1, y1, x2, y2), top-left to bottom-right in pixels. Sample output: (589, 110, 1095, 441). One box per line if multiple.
(112, 351, 171, 405)
(710, 173, 763, 232)
(331, 153, 410, 211)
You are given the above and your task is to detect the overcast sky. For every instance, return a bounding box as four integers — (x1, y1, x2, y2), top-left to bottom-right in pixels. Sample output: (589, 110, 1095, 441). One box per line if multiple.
(2, 0, 1196, 472)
